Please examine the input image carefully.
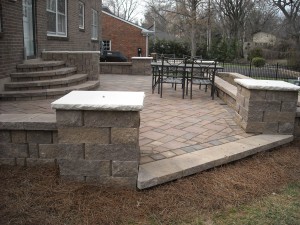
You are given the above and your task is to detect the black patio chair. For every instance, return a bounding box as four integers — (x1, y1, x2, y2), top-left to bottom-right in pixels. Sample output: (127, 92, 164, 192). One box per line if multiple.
(159, 57, 187, 99)
(187, 58, 217, 100)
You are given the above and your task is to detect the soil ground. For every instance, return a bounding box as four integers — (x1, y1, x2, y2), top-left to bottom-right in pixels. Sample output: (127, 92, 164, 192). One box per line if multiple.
(1, 141, 299, 225)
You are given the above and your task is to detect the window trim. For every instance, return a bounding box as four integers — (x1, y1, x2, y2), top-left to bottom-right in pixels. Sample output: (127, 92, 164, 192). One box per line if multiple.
(91, 9, 98, 40)
(47, 0, 67, 37)
(79, 1, 84, 30)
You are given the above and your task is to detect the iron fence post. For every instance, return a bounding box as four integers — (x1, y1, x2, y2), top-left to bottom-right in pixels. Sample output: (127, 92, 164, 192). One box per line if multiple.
(276, 63, 279, 80)
(249, 60, 252, 77)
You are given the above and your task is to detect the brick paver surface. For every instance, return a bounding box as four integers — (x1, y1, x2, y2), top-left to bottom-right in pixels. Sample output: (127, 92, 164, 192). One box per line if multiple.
(0, 74, 254, 164)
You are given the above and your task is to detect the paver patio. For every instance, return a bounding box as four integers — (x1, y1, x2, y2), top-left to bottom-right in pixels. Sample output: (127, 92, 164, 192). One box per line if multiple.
(0, 74, 255, 163)
(0, 74, 294, 189)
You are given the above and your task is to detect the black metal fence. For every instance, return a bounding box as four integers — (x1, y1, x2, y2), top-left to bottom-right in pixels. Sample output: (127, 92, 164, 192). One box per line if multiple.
(221, 62, 300, 81)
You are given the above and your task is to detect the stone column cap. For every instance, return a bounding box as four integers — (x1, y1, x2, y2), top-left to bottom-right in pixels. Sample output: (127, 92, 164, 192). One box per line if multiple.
(51, 91, 145, 111)
(235, 79, 300, 91)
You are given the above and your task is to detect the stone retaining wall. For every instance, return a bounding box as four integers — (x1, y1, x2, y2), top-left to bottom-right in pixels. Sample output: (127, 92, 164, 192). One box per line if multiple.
(0, 114, 57, 166)
(215, 73, 300, 138)
(100, 57, 152, 76)
(42, 51, 100, 81)
(99, 62, 132, 74)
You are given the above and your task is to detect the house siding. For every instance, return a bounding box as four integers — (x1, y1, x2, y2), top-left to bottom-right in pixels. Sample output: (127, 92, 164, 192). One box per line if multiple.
(0, 0, 102, 79)
(102, 12, 146, 60)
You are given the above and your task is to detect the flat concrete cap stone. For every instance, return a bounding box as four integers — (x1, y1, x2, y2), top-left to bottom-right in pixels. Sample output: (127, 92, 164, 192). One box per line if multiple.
(43, 51, 100, 54)
(235, 79, 300, 91)
(0, 114, 56, 130)
(132, 57, 153, 60)
(51, 91, 145, 111)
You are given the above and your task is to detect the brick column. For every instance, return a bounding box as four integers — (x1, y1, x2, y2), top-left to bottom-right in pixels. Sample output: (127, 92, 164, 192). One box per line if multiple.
(235, 79, 300, 134)
(51, 91, 144, 189)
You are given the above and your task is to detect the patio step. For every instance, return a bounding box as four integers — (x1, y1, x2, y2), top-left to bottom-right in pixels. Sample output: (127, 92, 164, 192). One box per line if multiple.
(137, 134, 294, 190)
(10, 67, 77, 82)
(5, 74, 88, 91)
(0, 81, 100, 101)
(16, 60, 66, 72)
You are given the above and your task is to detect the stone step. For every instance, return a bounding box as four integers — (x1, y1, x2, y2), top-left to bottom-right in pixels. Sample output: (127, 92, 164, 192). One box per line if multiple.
(10, 67, 77, 82)
(5, 74, 88, 91)
(17, 60, 66, 72)
(137, 134, 294, 190)
(0, 81, 100, 101)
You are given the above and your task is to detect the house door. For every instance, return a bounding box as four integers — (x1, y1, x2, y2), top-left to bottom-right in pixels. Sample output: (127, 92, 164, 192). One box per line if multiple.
(23, 0, 35, 58)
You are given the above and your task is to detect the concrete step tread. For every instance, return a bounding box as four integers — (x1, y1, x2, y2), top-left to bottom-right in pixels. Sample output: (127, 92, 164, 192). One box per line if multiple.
(5, 74, 88, 88)
(11, 67, 77, 78)
(17, 60, 65, 69)
(137, 134, 294, 190)
(0, 81, 100, 98)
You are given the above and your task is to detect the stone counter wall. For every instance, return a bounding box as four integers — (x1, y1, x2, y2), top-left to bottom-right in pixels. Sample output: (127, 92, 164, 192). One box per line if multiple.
(0, 114, 58, 167)
(100, 57, 152, 75)
(99, 62, 132, 74)
(0, 112, 141, 189)
(42, 51, 100, 81)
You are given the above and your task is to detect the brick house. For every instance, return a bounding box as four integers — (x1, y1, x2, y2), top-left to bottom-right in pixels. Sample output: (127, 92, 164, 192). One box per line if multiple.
(101, 7, 153, 60)
(0, 0, 102, 84)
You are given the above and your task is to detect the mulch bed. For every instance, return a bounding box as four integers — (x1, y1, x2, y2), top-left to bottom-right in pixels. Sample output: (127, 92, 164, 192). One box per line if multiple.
(1, 141, 299, 224)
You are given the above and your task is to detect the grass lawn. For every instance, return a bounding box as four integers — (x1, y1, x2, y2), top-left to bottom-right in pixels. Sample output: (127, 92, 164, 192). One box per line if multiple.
(212, 182, 300, 225)
(1, 141, 299, 225)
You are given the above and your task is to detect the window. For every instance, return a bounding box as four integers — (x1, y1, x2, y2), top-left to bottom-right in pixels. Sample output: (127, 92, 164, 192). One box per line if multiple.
(102, 40, 111, 51)
(47, 0, 67, 37)
(91, 9, 98, 40)
(79, 1, 84, 29)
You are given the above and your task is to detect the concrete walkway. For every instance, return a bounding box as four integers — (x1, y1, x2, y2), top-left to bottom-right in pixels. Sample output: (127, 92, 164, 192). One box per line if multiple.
(0, 74, 294, 189)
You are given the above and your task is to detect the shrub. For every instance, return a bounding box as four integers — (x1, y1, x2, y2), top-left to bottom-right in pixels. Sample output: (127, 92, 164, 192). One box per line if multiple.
(248, 48, 263, 61)
(252, 57, 266, 67)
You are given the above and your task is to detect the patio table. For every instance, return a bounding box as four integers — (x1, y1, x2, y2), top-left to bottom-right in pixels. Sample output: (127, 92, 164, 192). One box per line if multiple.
(151, 61, 224, 99)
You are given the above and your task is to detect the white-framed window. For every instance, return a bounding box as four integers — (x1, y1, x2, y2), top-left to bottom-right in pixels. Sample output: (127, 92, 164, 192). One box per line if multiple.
(102, 40, 111, 51)
(91, 9, 98, 40)
(79, 1, 84, 29)
(47, 0, 67, 37)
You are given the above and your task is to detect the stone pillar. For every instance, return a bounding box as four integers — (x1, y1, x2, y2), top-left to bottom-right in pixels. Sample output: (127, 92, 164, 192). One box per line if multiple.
(235, 79, 300, 134)
(51, 91, 144, 189)
(131, 57, 152, 75)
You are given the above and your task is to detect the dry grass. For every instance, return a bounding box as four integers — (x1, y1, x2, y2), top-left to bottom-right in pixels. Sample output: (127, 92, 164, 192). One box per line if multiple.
(1, 141, 300, 225)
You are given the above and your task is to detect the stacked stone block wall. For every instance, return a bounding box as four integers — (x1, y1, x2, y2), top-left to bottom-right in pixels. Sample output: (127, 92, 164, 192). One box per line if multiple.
(235, 85, 298, 134)
(0, 109, 141, 189)
(131, 57, 152, 75)
(55, 110, 140, 188)
(99, 58, 152, 75)
(0, 115, 57, 167)
(42, 51, 100, 80)
(99, 62, 132, 74)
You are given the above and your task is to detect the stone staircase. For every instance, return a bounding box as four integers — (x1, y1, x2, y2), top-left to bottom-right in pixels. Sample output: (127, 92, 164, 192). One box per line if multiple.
(0, 59, 100, 101)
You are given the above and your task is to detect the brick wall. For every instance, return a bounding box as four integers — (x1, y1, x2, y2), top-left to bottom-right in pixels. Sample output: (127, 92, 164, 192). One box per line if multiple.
(102, 12, 147, 60)
(0, 0, 102, 79)
(36, 0, 102, 55)
(0, 1, 24, 79)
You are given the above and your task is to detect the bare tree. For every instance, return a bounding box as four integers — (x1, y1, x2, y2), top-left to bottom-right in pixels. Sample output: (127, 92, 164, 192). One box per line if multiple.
(271, 0, 300, 45)
(103, 0, 139, 22)
(214, 0, 255, 40)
